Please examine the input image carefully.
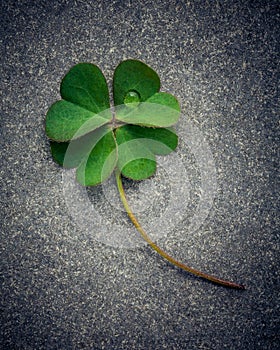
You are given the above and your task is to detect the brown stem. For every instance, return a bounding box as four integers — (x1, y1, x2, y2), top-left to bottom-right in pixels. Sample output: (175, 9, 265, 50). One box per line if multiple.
(116, 170, 245, 290)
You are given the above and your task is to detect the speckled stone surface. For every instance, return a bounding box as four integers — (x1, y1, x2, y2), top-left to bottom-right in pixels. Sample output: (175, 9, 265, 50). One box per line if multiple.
(1, 1, 279, 349)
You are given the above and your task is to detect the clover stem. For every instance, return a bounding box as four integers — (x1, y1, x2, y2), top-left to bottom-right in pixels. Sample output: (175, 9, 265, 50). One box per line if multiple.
(115, 170, 245, 290)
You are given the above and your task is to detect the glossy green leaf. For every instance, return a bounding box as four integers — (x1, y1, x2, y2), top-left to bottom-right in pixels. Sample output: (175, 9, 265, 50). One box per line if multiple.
(76, 128, 117, 186)
(45, 100, 111, 141)
(115, 124, 178, 155)
(113, 60, 160, 106)
(61, 63, 110, 113)
(115, 92, 180, 127)
(116, 129, 156, 180)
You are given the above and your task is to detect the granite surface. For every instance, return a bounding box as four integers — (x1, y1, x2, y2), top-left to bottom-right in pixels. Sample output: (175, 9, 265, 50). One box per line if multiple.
(1, 0, 279, 349)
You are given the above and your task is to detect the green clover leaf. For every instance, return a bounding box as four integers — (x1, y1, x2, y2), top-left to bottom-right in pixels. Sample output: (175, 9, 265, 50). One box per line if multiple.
(45, 59, 245, 289)
(46, 59, 180, 186)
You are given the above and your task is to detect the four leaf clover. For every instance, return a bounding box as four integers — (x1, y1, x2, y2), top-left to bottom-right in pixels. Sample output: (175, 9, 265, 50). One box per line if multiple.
(45, 59, 245, 289)
(45, 60, 180, 186)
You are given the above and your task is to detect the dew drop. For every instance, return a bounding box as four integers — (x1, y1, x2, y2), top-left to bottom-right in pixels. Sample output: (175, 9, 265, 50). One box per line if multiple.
(124, 90, 140, 107)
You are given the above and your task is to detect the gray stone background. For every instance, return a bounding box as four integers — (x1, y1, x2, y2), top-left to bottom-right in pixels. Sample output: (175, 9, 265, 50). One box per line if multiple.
(1, 0, 279, 349)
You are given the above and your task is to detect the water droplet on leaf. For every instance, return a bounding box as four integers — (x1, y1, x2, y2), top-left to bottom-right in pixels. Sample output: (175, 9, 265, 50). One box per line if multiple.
(124, 90, 140, 107)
